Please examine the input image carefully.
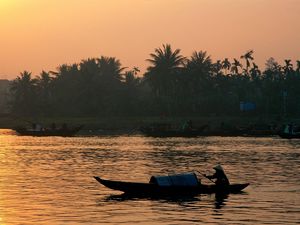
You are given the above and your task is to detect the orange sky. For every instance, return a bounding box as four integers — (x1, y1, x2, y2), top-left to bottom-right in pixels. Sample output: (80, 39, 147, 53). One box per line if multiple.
(0, 0, 300, 79)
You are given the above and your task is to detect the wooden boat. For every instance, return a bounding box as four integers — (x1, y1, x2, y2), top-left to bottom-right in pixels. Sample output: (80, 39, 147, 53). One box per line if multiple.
(94, 176, 249, 196)
(278, 132, 300, 139)
(139, 124, 208, 137)
(14, 125, 83, 137)
(278, 124, 300, 139)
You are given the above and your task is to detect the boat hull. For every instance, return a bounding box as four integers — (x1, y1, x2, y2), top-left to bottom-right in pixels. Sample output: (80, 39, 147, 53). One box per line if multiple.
(14, 126, 83, 137)
(94, 177, 249, 196)
(278, 132, 300, 139)
(139, 126, 208, 138)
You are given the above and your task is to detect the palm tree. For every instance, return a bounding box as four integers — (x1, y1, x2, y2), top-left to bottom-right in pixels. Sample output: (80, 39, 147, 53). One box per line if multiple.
(37, 71, 52, 89)
(80, 58, 99, 76)
(97, 56, 125, 83)
(124, 71, 136, 85)
(222, 58, 231, 75)
(249, 63, 261, 80)
(145, 44, 185, 97)
(213, 60, 223, 75)
(187, 51, 212, 70)
(185, 50, 213, 89)
(296, 60, 300, 73)
(36, 71, 53, 114)
(231, 58, 242, 75)
(240, 50, 254, 71)
(133, 67, 140, 76)
(11, 71, 37, 96)
(186, 51, 212, 76)
(265, 57, 281, 72)
(10, 71, 38, 116)
(94, 56, 126, 114)
(49, 63, 81, 115)
(283, 59, 293, 74)
(123, 67, 140, 83)
(147, 44, 185, 71)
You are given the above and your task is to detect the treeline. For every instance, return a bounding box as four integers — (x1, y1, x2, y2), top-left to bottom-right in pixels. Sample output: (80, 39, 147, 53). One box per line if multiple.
(9, 44, 300, 118)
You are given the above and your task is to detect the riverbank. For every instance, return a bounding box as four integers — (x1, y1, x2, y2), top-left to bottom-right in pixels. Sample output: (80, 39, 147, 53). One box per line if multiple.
(0, 115, 294, 134)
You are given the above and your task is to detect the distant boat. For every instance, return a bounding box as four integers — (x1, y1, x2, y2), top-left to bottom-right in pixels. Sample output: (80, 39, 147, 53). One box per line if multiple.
(94, 173, 249, 196)
(140, 122, 278, 137)
(139, 123, 208, 137)
(279, 132, 300, 139)
(202, 126, 278, 137)
(14, 125, 83, 137)
(278, 124, 300, 139)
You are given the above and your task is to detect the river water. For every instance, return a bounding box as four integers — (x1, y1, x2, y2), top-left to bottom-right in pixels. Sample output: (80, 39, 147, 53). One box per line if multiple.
(0, 129, 299, 224)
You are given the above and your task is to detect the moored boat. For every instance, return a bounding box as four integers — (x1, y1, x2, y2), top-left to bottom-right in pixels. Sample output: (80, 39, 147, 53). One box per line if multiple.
(94, 174, 249, 196)
(14, 125, 83, 137)
(278, 124, 300, 139)
(139, 124, 208, 137)
(278, 132, 300, 139)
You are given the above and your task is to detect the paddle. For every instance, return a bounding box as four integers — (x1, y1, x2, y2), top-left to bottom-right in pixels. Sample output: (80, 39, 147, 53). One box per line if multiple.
(196, 170, 216, 184)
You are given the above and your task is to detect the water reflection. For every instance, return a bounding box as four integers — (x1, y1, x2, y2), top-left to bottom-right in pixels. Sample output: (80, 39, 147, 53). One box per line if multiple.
(0, 131, 299, 224)
(105, 193, 201, 204)
(214, 193, 228, 209)
(101, 192, 234, 212)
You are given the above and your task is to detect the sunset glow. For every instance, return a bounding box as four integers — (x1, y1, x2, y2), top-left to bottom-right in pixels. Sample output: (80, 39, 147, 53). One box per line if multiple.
(0, 0, 300, 78)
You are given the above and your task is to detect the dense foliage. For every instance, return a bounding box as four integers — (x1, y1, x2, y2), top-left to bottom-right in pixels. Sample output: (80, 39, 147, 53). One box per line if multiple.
(9, 44, 300, 118)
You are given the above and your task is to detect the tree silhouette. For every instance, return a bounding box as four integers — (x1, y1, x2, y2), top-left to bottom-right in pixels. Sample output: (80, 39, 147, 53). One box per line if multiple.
(231, 58, 242, 75)
(145, 44, 185, 97)
(283, 59, 293, 74)
(10, 71, 38, 116)
(8, 47, 300, 118)
(241, 50, 254, 71)
(249, 63, 261, 80)
(222, 58, 231, 75)
(132, 67, 140, 76)
(185, 50, 212, 92)
(296, 60, 300, 73)
(36, 71, 53, 115)
(97, 56, 125, 82)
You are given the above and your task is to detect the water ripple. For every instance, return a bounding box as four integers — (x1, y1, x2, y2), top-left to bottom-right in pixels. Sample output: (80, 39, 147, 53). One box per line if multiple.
(0, 131, 299, 224)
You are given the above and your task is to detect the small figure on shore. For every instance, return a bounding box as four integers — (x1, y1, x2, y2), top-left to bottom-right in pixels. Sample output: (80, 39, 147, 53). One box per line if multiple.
(205, 165, 230, 187)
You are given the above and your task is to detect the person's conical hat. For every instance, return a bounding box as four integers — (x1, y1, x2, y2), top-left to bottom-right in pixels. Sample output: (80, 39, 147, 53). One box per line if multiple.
(213, 165, 224, 172)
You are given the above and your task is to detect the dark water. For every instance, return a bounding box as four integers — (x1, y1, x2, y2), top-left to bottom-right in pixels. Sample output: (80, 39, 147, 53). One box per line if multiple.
(0, 129, 299, 224)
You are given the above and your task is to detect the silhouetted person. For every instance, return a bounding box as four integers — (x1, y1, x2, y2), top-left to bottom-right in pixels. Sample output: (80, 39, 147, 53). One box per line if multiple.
(187, 120, 193, 128)
(288, 124, 293, 134)
(205, 165, 230, 187)
(35, 123, 42, 131)
(182, 120, 193, 131)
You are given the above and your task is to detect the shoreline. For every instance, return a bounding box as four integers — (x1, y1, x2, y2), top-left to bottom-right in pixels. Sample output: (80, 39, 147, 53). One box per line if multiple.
(0, 115, 294, 132)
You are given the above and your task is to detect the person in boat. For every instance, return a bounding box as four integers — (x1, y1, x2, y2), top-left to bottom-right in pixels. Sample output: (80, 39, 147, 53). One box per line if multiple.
(35, 123, 42, 131)
(182, 120, 193, 131)
(205, 165, 230, 187)
(288, 123, 294, 134)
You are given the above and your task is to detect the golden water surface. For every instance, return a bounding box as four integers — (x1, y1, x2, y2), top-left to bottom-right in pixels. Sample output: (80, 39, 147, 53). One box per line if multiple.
(0, 129, 299, 224)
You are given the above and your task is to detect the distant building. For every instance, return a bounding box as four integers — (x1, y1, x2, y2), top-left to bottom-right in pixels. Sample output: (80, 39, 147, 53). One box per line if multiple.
(240, 101, 256, 112)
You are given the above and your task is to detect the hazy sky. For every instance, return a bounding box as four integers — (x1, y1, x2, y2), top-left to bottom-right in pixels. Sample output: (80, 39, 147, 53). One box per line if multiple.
(1, 0, 300, 79)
